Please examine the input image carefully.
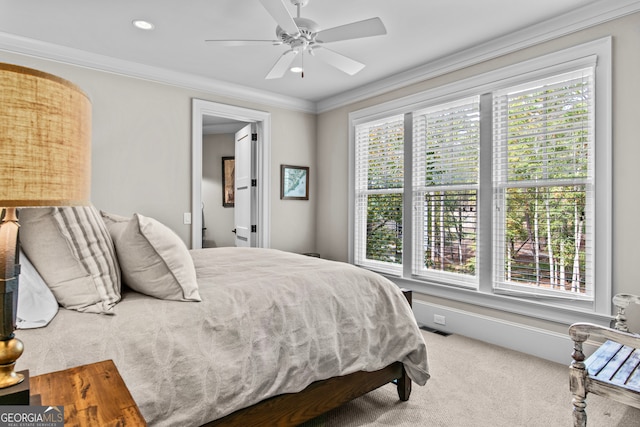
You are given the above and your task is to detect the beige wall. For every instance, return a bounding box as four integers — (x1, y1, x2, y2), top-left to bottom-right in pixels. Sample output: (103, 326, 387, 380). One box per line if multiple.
(271, 109, 317, 253)
(316, 13, 640, 329)
(316, 108, 350, 261)
(0, 51, 317, 253)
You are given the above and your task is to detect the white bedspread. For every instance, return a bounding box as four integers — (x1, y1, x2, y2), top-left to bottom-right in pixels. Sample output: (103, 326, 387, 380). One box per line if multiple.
(16, 248, 429, 426)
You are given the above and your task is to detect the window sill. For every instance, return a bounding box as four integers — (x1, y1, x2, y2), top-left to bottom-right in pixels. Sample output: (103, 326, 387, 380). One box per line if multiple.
(384, 273, 612, 327)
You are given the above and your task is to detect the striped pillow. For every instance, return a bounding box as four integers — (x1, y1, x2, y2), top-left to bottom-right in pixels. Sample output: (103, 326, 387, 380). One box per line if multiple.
(19, 206, 121, 314)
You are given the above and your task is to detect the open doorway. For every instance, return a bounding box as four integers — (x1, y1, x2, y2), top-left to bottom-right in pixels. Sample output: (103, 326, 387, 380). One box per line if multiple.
(191, 99, 271, 249)
(201, 117, 248, 248)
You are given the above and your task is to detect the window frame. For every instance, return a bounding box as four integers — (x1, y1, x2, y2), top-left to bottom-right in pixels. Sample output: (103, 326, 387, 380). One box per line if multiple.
(411, 96, 481, 288)
(353, 114, 406, 276)
(348, 37, 612, 323)
(492, 68, 595, 300)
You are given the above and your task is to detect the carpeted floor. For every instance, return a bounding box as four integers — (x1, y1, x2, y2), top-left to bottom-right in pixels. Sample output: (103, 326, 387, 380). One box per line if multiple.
(302, 330, 640, 426)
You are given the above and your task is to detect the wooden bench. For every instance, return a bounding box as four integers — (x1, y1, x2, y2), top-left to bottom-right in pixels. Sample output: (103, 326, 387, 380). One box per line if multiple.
(569, 294, 640, 427)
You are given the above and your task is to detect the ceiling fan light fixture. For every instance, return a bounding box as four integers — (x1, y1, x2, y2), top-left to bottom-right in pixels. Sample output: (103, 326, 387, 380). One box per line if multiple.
(208, 0, 387, 79)
(132, 20, 155, 30)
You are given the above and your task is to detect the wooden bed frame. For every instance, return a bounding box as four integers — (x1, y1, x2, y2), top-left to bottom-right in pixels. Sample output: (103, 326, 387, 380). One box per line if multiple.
(205, 290, 414, 427)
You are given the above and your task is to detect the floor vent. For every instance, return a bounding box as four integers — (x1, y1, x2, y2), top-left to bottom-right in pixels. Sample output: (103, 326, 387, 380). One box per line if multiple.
(420, 325, 451, 337)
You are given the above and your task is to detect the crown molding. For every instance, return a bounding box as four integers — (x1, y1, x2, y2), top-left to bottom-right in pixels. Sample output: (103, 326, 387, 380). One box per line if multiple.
(316, 0, 640, 113)
(0, 32, 316, 114)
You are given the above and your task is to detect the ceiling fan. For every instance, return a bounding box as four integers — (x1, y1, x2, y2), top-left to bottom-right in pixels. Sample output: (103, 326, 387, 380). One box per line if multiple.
(206, 0, 387, 79)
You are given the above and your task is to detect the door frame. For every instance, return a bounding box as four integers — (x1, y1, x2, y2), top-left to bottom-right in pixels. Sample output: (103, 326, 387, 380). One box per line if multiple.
(191, 98, 271, 249)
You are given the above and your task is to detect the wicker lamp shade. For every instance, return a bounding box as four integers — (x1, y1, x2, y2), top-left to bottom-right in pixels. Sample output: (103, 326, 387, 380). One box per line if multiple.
(0, 63, 91, 207)
(0, 63, 92, 395)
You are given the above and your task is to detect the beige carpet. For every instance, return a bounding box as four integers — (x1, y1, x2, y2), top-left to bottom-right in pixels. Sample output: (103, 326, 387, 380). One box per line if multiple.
(302, 330, 640, 427)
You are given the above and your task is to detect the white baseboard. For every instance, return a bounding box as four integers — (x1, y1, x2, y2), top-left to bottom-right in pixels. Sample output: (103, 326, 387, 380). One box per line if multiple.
(413, 300, 599, 365)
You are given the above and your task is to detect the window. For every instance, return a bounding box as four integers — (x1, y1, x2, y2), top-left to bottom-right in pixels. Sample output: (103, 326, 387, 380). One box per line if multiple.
(354, 115, 404, 275)
(412, 97, 480, 287)
(493, 69, 594, 299)
(350, 38, 611, 318)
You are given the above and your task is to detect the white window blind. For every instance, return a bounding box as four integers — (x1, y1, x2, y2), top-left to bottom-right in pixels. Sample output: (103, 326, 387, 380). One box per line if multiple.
(354, 115, 404, 274)
(493, 67, 594, 298)
(412, 97, 480, 285)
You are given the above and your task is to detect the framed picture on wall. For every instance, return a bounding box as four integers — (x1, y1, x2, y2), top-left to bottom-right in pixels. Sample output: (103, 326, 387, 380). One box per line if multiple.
(281, 165, 309, 200)
(222, 156, 235, 207)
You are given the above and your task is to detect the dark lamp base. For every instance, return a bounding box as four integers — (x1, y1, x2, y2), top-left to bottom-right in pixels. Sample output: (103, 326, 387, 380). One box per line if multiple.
(0, 336, 24, 389)
(0, 370, 29, 405)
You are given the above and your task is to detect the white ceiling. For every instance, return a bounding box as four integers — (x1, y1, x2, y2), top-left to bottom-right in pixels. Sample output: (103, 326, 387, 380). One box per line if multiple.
(0, 0, 636, 111)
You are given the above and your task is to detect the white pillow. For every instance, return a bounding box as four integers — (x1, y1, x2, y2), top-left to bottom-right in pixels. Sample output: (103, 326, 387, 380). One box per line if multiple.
(17, 251, 58, 329)
(101, 212, 201, 302)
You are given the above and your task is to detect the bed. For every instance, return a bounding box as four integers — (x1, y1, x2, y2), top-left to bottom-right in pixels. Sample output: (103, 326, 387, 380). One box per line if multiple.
(14, 206, 429, 426)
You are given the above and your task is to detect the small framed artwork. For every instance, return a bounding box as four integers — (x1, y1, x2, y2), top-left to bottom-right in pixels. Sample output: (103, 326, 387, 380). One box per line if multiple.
(222, 156, 235, 207)
(281, 165, 309, 200)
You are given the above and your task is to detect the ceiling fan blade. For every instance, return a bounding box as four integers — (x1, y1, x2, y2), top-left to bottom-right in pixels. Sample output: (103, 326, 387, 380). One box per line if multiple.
(259, 0, 300, 36)
(265, 49, 298, 79)
(315, 17, 386, 44)
(205, 39, 282, 46)
(310, 46, 365, 75)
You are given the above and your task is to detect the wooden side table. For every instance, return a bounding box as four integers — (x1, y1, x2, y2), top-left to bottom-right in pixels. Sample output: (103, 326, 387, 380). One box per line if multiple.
(30, 359, 146, 427)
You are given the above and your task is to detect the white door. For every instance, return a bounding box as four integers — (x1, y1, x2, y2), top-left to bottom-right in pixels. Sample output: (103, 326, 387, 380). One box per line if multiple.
(234, 124, 255, 247)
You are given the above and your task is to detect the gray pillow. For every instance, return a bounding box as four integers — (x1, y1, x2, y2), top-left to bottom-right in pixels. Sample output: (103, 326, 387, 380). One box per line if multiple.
(19, 206, 121, 314)
(101, 211, 201, 302)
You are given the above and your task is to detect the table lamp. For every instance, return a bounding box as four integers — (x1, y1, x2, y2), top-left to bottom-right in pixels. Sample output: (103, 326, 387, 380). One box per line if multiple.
(0, 63, 91, 397)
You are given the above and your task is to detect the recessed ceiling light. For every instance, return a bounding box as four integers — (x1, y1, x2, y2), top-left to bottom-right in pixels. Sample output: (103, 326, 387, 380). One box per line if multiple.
(290, 66, 303, 73)
(132, 20, 155, 30)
